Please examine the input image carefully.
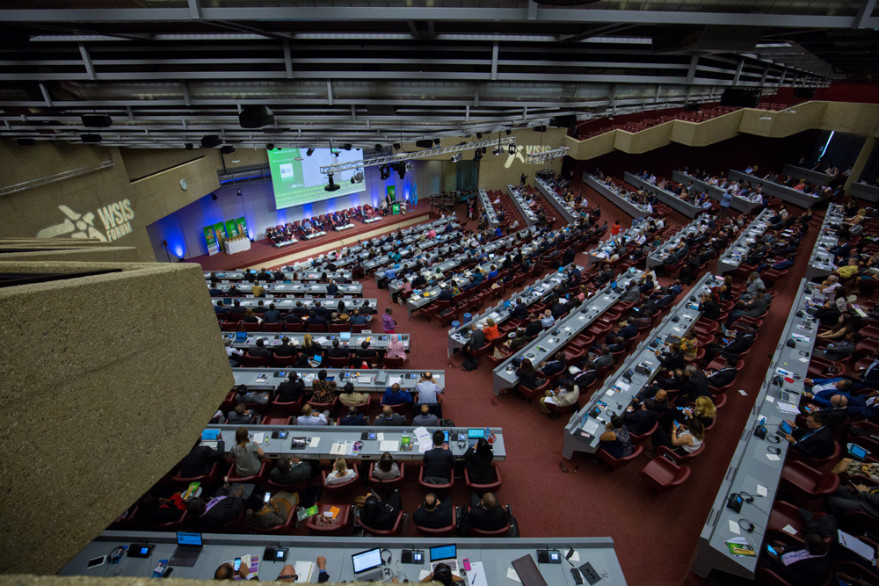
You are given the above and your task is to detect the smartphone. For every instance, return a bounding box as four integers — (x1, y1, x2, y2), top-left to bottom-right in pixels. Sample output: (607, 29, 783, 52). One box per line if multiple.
(463, 558, 472, 572)
(152, 560, 168, 578)
(87, 556, 105, 569)
(766, 544, 779, 558)
(233, 558, 242, 572)
(162, 568, 174, 578)
(263, 492, 271, 504)
(279, 431, 288, 439)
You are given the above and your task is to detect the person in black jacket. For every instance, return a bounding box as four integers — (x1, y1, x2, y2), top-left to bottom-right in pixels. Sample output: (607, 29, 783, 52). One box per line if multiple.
(463, 438, 495, 484)
(422, 430, 455, 484)
(707, 355, 738, 388)
(276, 372, 304, 402)
(469, 492, 509, 532)
(186, 485, 246, 532)
(623, 399, 660, 436)
(359, 490, 402, 531)
(759, 532, 831, 586)
(178, 438, 226, 478)
(510, 298, 529, 322)
(781, 412, 835, 460)
(413, 493, 453, 529)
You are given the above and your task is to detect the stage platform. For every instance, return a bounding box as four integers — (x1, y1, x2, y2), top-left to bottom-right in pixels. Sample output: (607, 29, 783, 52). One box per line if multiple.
(187, 201, 435, 272)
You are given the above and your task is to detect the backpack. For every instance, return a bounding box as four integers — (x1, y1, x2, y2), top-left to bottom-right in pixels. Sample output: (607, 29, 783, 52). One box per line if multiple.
(462, 355, 479, 371)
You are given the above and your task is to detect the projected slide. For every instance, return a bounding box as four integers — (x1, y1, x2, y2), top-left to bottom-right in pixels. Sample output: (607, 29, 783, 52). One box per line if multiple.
(268, 147, 364, 209)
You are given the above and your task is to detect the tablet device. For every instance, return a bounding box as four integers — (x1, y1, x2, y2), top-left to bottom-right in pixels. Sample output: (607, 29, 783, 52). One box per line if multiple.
(779, 421, 793, 435)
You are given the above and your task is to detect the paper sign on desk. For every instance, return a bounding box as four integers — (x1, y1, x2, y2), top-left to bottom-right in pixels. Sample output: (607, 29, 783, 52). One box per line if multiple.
(766, 453, 781, 462)
(568, 551, 581, 563)
(612, 380, 631, 393)
(766, 396, 775, 403)
(308, 437, 320, 448)
(376, 432, 385, 441)
(388, 376, 402, 387)
(777, 402, 800, 415)
(756, 484, 768, 497)
(782, 524, 797, 535)
(380, 440, 399, 452)
(728, 519, 741, 535)
(506, 567, 522, 583)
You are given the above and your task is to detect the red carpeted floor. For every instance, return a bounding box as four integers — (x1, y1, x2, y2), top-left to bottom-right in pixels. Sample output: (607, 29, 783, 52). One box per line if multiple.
(198, 182, 819, 585)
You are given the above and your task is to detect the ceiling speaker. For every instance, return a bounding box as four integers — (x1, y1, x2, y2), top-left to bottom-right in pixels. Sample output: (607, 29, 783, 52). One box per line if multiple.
(415, 139, 434, 148)
(238, 105, 274, 128)
(201, 135, 222, 148)
(80, 134, 102, 143)
(81, 114, 112, 127)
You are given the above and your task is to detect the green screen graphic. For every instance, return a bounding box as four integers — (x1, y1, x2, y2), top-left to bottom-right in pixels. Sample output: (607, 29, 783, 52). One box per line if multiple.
(268, 147, 364, 210)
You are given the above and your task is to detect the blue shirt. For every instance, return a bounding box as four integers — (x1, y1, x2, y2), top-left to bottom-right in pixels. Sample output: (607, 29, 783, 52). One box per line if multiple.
(382, 387, 413, 405)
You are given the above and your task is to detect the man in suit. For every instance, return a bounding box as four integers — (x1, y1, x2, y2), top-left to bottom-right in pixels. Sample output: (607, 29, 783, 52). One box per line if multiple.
(257, 267, 272, 281)
(707, 355, 738, 388)
(781, 413, 835, 460)
(618, 320, 639, 341)
(326, 338, 350, 359)
(624, 399, 660, 436)
(186, 486, 246, 532)
(413, 493, 453, 529)
(511, 298, 529, 321)
(422, 430, 455, 484)
(412, 404, 440, 427)
(326, 280, 339, 296)
(305, 310, 327, 326)
(355, 340, 378, 366)
(524, 315, 543, 337)
(704, 325, 755, 363)
(469, 492, 510, 532)
(313, 301, 330, 320)
(677, 365, 711, 404)
(340, 406, 367, 426)
(276, 372, 304, 403)
(349, 309, 369, 325)
(437, 285, 455, 301)
(382, 383, 413, 406)
(248, 338, 274, 364)
(263, 303, 282, 324)
(374, 405, 406, 426)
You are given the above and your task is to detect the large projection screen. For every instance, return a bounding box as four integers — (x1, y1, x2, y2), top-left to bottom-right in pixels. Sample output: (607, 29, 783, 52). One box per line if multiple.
(268, 147, 364, 210)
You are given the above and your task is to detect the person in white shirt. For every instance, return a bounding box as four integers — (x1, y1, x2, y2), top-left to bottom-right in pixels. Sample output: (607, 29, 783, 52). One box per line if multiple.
(296, 404, 329, 425)
(325, 458, 357, 485)
(540, 310, 555, 329)
(654, 218, 665, 230)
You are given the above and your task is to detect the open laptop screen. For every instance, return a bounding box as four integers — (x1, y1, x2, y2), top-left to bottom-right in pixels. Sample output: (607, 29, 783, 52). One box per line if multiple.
(176, 532, 202, 547)
(352, 548, 383, 574)
(430, 544, 456, 562)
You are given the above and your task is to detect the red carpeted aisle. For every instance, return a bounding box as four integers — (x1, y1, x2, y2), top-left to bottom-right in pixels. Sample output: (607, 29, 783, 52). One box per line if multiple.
(364, 186, 820, 585)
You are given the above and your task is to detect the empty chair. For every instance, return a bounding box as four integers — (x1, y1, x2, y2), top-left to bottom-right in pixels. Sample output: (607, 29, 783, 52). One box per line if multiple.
(779, 460, 840, 505)
(598, 444, 644, 470)
(638, 455, 691, 492)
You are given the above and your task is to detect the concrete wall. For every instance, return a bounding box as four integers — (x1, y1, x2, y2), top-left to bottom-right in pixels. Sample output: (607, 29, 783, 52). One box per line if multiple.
(0, 261, 232, 575)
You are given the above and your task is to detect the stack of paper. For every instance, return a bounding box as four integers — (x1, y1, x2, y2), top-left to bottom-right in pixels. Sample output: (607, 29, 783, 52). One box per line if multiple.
(292, 561, 315, 583)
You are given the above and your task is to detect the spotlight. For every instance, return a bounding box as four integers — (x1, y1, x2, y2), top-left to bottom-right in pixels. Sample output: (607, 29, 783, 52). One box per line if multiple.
(379, 164, 391, 181)
(211, 193, 218, 200)
(505, 129, 512, 135)
(393, 143, 401, 150)
(343, 143, 352, 150)
(476, 132, 483, 139)
(375, 144, 382, 152)
(80, 133, 102, 143)
(266, 143, 274, 150)
(508, 144, 517, 155)
(493, 147, 503, 156)
(184, 142, 194, 150)
(433, 138, 441, 146)
(352, 170, 364, 183)
(474, 149, 483, 161)
(393, 162, 407, 180)
(220, 145, 236, 155)
(325, 173, 340, 192)
(306, 148, 315, 156)
(450, 153, 463, 163)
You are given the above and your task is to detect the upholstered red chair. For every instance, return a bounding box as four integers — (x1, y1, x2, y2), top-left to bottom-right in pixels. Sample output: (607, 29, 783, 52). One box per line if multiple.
(170, 461, 220, 487)
(382, 355, 408, 368)
(418, 466, 454, 493)
(464, 466, 503, 493)
(260, 415, 292, 426)
(263, 322, 283, 332)
(516, 378, 551, 402)
(467, 505, 512, 536)
(656, 443, 705, 464)
(779, 460, 840, 505)
(414, 509, 458, 537)
(788, 439, 840, 468)
(597, 444, 644, 470)
(638, 455, 691, 492)
(226, 461, 269, 484)
(247, 500, 297, 534)
(269, 395, 302, 417)
(368, 461, 406, 492)
(358, 510, 405, 536)
(321, 462, 360, 496)
(305, 503, 352, 536)
(629, 422, 658, 444)
(242, 352, 268, 367)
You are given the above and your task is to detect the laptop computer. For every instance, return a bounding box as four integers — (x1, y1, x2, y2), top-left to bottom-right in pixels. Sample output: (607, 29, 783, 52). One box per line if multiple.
(169, 532, 203, 567)
(467, 428, 485, 448)
(429, 544, 458, 573)
(351, 547, 385, 582)
(234, 331, 248, 343)
(340, 332, 351, 341)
